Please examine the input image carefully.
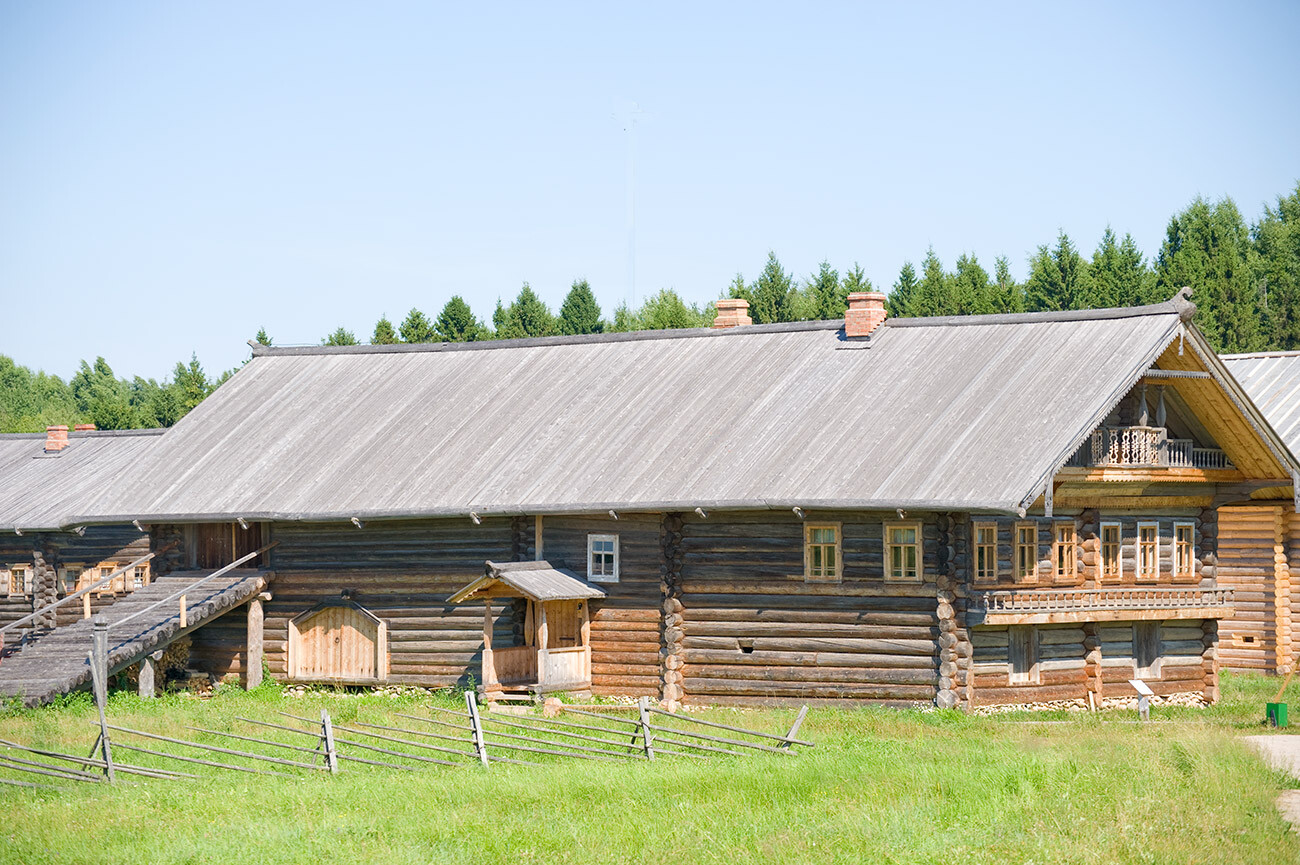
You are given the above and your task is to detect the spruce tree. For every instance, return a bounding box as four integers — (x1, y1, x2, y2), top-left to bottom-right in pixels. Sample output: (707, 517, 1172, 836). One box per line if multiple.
(636, 289, 706, 329)
(557, 279, 604, 334)
(371, 316, 398, 345)
(991, 256, 1025, 313)
(1089, 228, 1154, 309)
(1255, 183, 1300, 350)
(887, 262, 920, 317)
(399, 308, 436, 343)
(804, 260, 845, 320)
(436, 296, 487, 341)
(322, 327, 359, 346)
(953, 253, 991, 314)
(254, 327, 272, 346)
(748, 252, 795, 324)
(496, 283, 556, 339)
(1025, 231, 1091, 311)
(1155, 196, 1259, 352)
(841, 263, 873, 297)
(912, 248, 954, 316)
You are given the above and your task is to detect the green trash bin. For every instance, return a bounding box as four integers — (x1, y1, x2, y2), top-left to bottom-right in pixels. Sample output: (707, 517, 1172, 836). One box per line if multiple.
(1267, 702, 1289, 728)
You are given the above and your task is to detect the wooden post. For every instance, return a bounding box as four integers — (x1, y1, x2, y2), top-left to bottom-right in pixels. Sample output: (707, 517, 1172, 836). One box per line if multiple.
(482, 599, 496, 689)
(82, 593, 91, 620)
(465, 690, 489, 768)
(637, 696, 655, 761)
(179, 594, 187, 629)
(579, 600, 590, 683)
(320, 709, 338, 774)
(138, 651, 159, 699)
(534, 515, 544, 561)
(246, 593, 267, 690)
(779, 705, 809, 750)
(88, 619, 115, 783)
(537, 602, 548, 690)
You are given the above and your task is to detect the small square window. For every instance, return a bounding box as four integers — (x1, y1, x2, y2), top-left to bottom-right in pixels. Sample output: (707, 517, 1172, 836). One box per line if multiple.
(588, 534, 619, 583)
(884, 522, 921, 581)
(62, 567, 83, 594)
(8, 566, 28, 596)
(805, 524, 841, 582)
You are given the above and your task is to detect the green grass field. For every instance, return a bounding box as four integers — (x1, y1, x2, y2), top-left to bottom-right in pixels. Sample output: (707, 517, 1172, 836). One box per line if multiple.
(0, 672, 1297, 864)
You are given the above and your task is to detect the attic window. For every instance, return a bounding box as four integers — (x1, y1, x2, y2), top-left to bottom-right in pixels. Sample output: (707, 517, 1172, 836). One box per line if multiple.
(587, 534, 619, 583)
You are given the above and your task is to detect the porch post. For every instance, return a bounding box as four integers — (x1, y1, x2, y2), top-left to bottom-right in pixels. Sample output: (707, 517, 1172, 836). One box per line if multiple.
(245, 592, 267, 689)
(537, 602, 548, 689)
(482, 599, 497, 689)
(580, 600, 591, 683)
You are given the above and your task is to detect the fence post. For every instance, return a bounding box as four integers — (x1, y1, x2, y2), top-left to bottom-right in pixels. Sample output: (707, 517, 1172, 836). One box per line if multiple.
(89, 617, 115, 783)
(637, 696, 655, 761)
(779, 705, 809, 750)
(320, 709, 338, 774)
(465, 690, 489, 768)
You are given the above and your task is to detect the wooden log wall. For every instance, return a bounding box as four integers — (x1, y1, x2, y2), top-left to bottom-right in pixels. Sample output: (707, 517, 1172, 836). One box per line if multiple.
(970, 620, 1209, 706)
(936, 514, 970, 709)
(535, 514, 662, 697)
(187, 518, 519, 687)
(1216, 504, 1278, 671)
(0, 527, 148, 631)
(676, 510, 940, 707)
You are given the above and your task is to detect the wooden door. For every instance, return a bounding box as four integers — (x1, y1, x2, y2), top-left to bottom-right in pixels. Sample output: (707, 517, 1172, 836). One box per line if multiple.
(291, 604, 383, 681)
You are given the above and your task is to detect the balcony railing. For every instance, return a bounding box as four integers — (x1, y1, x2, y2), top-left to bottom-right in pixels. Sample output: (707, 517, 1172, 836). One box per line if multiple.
(979, 586, 1233, 615)
(1065, 426, 1232, 470)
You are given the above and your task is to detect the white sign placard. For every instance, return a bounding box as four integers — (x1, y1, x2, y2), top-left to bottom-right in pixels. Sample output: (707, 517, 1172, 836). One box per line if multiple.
(1128, 678, 1154, 697)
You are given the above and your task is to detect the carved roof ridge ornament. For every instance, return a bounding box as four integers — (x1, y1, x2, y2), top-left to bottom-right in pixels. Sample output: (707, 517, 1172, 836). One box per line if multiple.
(1172, 286, 1197, 323)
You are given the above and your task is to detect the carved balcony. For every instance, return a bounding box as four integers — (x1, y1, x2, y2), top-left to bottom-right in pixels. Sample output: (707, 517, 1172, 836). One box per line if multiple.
(1064, 426, 1232, 470)
(972, 585, 1234, 625)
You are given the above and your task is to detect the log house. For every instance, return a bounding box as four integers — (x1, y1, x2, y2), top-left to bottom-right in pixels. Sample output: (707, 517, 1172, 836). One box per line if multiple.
(13, 290, 1300, 709)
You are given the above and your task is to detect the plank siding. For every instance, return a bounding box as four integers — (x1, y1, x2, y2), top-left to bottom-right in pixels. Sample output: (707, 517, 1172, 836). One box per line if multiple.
(677, 511, 940, 705)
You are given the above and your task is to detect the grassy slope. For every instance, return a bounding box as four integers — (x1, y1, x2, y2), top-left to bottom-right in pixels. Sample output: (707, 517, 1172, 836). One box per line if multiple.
(0, 672, 1296, 864)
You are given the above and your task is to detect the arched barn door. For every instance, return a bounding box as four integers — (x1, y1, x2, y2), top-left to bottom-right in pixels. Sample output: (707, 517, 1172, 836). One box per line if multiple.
(288, 602, 389, 683)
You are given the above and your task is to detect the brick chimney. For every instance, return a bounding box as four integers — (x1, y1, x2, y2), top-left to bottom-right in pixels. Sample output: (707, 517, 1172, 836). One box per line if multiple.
(713, 298, 753, 329)
(45, 425, 69, 453)
(845, 292, 888, 337)
(74, 423, 96, 432)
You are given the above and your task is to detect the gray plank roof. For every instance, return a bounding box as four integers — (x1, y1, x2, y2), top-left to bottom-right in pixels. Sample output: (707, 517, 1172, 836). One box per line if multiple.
(0, 429, 163, 532)
(68, 300, 1199, 526)
(449, 560, 608, 603)
(1221, 352, 1300, 455)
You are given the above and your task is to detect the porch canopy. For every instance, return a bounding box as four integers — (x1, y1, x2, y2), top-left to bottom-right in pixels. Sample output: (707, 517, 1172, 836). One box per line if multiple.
(447, 560, 607, 605)
(449, 561, 606, 698)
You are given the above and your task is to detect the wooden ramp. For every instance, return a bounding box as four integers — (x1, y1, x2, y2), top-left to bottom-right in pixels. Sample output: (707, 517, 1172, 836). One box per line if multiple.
(0, 569, 267, 707)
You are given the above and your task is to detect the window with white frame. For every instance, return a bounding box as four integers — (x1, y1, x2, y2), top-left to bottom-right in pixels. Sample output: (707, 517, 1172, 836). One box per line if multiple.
(587, 534, 619, 583)
(973, 522, 997, 583)
(1137, 522, 1159, 580)
(1174, 522, 1195, 579)
(132, 565, 148, 590)
(1100, 522, 1121, 581)
(884, 522, 921, 581)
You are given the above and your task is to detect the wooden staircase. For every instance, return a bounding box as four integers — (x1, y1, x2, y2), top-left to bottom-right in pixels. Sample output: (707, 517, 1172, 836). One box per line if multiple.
(0, 569, 268, 707)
